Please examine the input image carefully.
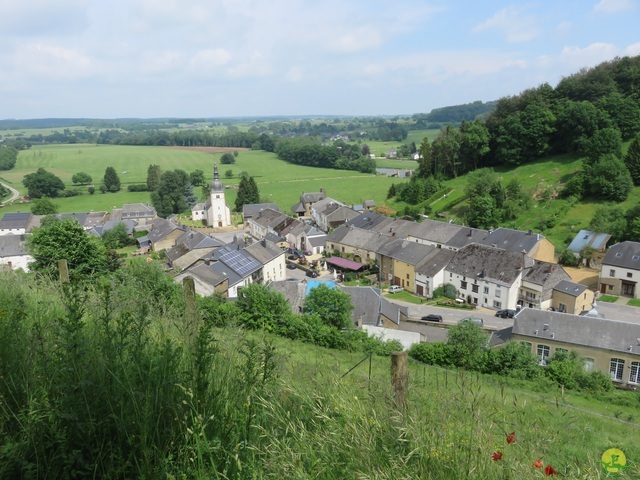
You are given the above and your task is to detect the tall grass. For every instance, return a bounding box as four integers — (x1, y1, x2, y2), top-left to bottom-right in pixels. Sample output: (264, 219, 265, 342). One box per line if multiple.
(1, 267, 639, 478)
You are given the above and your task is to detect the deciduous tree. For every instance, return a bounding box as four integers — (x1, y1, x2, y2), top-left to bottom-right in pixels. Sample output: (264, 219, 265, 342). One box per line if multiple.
(71, 172, 93, 185)
(624, 133, 640, 185)
(27, 217, 107, 278)
(147, 164, 162, 191)
(31, 196, 59, 215)
(304, 283, 353, 330)
(22, 168, 65, 198)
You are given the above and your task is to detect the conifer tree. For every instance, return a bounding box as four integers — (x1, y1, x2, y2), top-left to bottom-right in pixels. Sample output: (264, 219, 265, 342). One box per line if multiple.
(624, 133, 640, 186)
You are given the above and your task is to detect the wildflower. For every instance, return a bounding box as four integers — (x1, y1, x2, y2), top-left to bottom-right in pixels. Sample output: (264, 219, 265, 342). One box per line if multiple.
(506, 432, 516, 444)
(533, 459, 543, 468)
(492, 451, 503, 461)
(544, 465, 558, 476)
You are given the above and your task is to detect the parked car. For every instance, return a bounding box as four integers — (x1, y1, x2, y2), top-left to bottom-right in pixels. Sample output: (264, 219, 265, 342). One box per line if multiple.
(495, 309, 516, 318)
(459, 317, 484, 325)
(306, 270, 319, 278)
(388, 285, 403, 294)
(286, 263, 297, 270)
(420, 314, 443, 323)
(287, 254, 297, 260)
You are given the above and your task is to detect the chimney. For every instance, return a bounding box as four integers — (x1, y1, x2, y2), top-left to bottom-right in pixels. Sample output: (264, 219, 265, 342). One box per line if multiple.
(527, 229, 532, 236)
(468, 228, 472, 237)
(261, 238, 266, 247)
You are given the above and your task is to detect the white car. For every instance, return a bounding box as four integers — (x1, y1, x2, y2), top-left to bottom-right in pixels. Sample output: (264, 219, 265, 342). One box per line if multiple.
(388, 285, 403, 294)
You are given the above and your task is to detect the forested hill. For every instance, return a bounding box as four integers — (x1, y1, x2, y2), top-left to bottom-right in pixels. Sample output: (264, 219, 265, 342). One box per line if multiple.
(414, 100, 497, 125)
(416, 55, 640, 192)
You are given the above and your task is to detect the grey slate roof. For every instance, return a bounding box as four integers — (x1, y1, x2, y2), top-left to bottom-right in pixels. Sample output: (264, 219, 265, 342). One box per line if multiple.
(0, 212, 32, 230)
(290, 201, 306, 214)
(552, 280, 589, 297)
(176, 230, 224, 251)
(184, 263, 228, 288)
(0, 234, 29, 257)
(112, 203, 157, 221)
(268, 280, 306, 314)
(521, 261, 569, 286)
(445, 227, 489, 250)
(308, 235, 328, 247)
(447, 244, 532, 287)
(406, 219, 472, 246)
(415, 249, 456, 277)
(477, 227, 544, 254)
(378, 239, 436, 266)
(245, 239, 284, 265)
(602, 241, 640, 270)
(338, 286, 408, 327)
(301, 191, 326, 203)
(243, 203, 281, 219)
(147, 218, 185, 245)
(250, 208, 290, 230)
(512, 308, 640, 356)
(567, 230, 611, 253)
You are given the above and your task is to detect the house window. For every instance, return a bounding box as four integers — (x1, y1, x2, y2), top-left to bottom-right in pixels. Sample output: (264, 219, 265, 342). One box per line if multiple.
(341, 247, 345, 253)
(610, 358, 625, 381)
(537, 345, 550, 365)
(472, 284, 479, 293)
(630, 362, 640, 384)
(483, 286, 489, 294)
(558, 303, 567, 313)
(627, 272, 633, 278)
(495, 289, 501, 298)
(493, 300, 502, 308)
(461, 281, 467, 290)
(609, 269, 615, 277)
(473, 297, 478, 304)
(583, 358, 594, 371)
(406, 273, 410, 280)
(216, 195, 220, 199)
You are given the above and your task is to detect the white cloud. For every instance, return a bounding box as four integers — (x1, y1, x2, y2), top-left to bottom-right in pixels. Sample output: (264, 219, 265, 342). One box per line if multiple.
(472, 6, 540, 42)
(284, 67, 303, 83)
(14, 43, 96, 79)
(327, 26, 383, 54)
(625, 43, 640, 55)
(555, 21, 572, 35)
(140, 51, 183, 74)
(189, 48, 232, 72)
(559, 42, 618, 67)
(594, 0, 635, 13)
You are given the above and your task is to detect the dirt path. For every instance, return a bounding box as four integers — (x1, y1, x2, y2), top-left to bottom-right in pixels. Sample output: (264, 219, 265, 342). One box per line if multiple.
(0, 181, 20, 204)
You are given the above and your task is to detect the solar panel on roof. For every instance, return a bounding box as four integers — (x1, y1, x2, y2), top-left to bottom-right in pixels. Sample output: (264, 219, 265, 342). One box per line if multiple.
(220, 249, 260, 276)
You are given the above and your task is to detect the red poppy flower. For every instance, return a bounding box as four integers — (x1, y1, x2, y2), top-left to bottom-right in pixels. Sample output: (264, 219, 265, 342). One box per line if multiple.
(533, 459, 543, 468)
(492, 451, 503, 461)
(544, 465, 557, 476)
(506, 432, 516, 444)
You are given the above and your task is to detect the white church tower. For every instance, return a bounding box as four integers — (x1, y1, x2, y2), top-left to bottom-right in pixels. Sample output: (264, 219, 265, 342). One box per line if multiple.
(204, 163, 231, 227)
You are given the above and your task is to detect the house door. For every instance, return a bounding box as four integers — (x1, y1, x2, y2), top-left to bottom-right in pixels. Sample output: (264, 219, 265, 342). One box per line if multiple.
(600, 283, 607, 294)
(218, 221, 222, 227)
(416, 285, 424, 296)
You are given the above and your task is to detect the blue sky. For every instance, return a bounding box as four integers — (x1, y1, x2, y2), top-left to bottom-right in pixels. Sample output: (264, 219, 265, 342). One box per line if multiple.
(1, 0, 639, 119)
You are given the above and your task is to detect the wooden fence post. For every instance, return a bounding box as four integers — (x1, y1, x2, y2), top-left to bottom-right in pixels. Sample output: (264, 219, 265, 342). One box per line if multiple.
(58, 259, 69, 284)
(391, 351, 408, 411)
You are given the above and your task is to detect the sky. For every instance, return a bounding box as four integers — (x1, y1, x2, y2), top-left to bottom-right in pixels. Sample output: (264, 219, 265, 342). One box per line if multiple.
(1, 0, 639, 119)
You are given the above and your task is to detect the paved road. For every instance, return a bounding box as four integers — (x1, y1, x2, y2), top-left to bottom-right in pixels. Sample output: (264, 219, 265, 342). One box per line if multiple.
(0, 181, 20, 204)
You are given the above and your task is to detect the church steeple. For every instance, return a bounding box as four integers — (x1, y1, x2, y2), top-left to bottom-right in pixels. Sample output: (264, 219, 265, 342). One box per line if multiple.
(211, 162, 224, 192)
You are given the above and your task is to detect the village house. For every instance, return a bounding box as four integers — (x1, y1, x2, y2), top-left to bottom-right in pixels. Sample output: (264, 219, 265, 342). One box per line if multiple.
(377, 239, 436, 293)
(310, 197, 359, 232)
(414, 249, 457, 298)
(501, 309, 640, 387)
(242, 203, 281, 225)
(518, 261, 571, 310)
(0, 234, 33, 271)
(598, 241, 640, 299)
(0, 212, 33, 236)
(139, 218, 186, 252)
(551, 280, 595, 314)
(445, 244, 534, 310)
(477, 228, 555, 263)
(111, 203, 157, 229)
(164, 230, 224, 272)
(290, 188, 327, 217)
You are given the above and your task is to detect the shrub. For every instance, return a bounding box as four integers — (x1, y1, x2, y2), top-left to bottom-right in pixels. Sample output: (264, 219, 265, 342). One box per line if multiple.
(127, 183, 148, 192)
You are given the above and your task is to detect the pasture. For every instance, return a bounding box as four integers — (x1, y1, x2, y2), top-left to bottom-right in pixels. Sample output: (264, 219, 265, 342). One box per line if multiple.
(2, 144, 406, 215)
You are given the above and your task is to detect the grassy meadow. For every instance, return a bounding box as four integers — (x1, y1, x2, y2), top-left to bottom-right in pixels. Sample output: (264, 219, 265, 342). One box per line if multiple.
(1, 143, 403, 215)
(1, 266, 639, 478)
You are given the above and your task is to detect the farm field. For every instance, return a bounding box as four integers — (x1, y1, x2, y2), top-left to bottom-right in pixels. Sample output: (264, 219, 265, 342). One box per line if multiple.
(1, 144, 406, 215)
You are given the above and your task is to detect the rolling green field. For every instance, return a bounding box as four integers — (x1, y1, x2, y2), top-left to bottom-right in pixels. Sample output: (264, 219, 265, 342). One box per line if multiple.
(1, 144, 404, 215)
